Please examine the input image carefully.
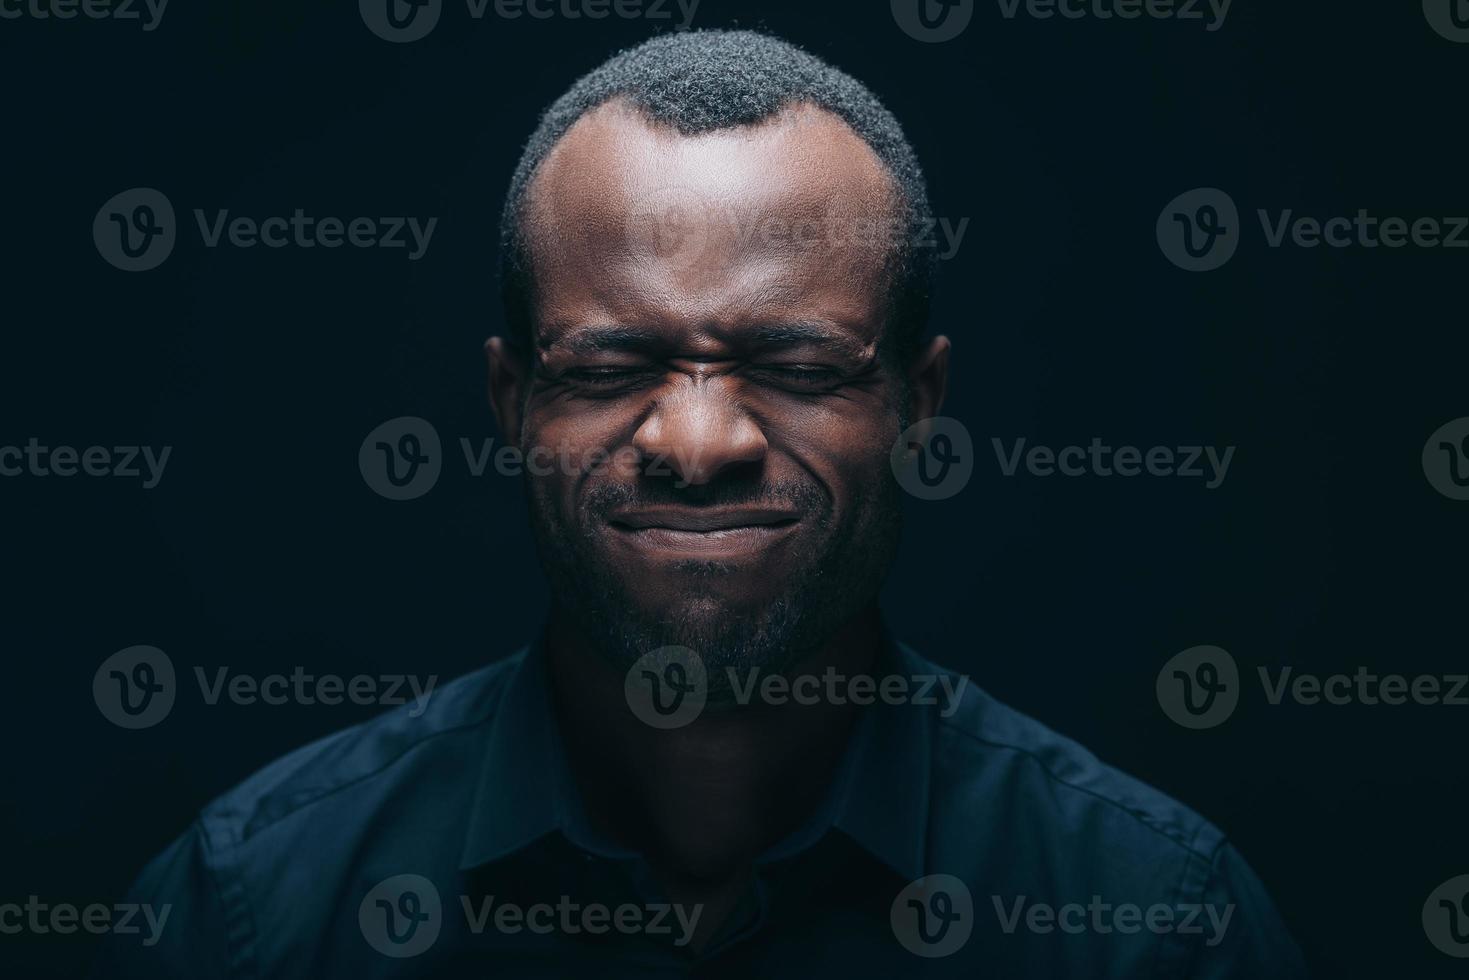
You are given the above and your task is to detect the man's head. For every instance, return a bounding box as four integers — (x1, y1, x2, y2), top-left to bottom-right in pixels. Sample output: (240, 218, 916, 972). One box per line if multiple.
(487, 30, 949, 679)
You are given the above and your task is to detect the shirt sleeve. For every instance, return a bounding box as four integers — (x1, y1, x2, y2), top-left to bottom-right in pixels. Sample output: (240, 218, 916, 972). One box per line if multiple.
(88, 821, 238, 980)
(1182, 840, 1308, 980)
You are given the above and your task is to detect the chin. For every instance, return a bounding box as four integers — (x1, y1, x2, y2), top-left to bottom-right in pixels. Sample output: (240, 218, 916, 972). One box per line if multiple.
(609, 590, 808, 674)
(637, 565, 794, 606)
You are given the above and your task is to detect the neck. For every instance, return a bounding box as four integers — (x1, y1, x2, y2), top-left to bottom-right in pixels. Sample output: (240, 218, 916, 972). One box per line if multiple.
(544, 605, 884, 882)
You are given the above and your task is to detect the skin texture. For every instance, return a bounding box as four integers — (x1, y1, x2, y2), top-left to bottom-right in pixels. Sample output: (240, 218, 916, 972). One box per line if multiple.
(486, 98, 950, 947)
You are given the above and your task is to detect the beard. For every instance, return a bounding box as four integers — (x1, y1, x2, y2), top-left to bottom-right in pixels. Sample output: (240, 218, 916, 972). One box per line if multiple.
(525, 468, 902, 689)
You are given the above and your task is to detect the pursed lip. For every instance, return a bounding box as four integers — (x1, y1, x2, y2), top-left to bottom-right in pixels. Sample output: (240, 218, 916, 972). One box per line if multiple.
(608, 507, 800, 532)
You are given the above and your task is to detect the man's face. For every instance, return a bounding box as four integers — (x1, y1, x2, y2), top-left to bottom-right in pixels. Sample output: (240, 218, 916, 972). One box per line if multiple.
(494, 101, 934, 676)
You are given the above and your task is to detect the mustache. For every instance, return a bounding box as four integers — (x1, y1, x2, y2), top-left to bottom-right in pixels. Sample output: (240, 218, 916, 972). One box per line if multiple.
(581, 478, 830, 520)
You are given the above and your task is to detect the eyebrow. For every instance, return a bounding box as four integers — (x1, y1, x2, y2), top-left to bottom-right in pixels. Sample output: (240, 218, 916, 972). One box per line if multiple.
(543, 326, 666, 355)
(744, 322, 858, 352)
(540, 321, 867, 357)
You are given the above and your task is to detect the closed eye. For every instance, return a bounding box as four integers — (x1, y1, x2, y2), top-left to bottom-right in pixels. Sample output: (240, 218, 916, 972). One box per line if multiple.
(746, 365, 844, 390)
(557, 366, 662, 394)
(555, 363, 847, 394)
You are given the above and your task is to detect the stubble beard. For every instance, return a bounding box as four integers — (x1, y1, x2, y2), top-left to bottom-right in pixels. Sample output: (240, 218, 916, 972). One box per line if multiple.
(527, 474, 902, 692)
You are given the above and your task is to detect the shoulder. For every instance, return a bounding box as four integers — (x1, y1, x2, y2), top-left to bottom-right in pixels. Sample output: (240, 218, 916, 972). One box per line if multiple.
(899, 645, 1306, 976)
(95, 654, 525, 979)
(197, 652, 520, 844)
(906, 644, 1224, 866)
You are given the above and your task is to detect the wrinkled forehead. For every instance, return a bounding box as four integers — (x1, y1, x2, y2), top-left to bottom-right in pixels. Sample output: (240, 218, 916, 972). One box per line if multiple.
(519, 99, 904, 350)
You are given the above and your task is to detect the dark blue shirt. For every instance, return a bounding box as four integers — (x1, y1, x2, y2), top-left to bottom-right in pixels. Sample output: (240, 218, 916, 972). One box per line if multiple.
(93, 638, 1307, 978)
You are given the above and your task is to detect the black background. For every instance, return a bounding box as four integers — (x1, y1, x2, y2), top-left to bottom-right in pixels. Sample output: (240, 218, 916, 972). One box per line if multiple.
(1, 1, 1465, 976)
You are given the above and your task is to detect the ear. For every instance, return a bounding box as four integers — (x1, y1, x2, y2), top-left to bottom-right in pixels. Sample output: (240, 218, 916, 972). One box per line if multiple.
(485, 336, 530, 444)
(906, 334, 950, 423)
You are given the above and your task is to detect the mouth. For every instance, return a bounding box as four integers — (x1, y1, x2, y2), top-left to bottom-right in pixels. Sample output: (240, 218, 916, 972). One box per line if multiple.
(610, 507, 800, 532)
(606, 507, 802, 558)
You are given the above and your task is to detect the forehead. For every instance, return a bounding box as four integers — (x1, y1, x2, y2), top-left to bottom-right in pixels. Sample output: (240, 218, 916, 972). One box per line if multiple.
(521, 100, 901, 352)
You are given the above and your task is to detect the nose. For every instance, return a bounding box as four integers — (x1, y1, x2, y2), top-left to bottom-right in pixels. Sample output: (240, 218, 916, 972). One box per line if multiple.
(632, 376, 767, 486)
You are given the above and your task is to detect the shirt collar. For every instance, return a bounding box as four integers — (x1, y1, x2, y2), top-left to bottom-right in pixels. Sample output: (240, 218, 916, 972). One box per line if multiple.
(460, 630, 931, 882)
(458, 636, 562, 870)
(824, 637, 932, 882)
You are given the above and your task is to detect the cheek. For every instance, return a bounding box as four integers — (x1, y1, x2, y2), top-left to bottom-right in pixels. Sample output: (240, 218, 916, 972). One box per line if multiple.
(767, 398, 900, 491)
(523, 404, 644, 493)
(526, 402, 615, 451)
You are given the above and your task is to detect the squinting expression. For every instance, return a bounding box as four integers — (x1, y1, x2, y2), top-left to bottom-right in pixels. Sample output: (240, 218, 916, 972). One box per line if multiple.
(495, 100, 915, 671)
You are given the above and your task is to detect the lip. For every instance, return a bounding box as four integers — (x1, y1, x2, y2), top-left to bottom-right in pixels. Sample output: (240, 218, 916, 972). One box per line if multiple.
(606, 507, 801, 559)
(608, 507, 800, 532)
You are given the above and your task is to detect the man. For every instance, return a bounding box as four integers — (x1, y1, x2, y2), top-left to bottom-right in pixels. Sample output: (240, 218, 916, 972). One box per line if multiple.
(95, 30, 1306, 978)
